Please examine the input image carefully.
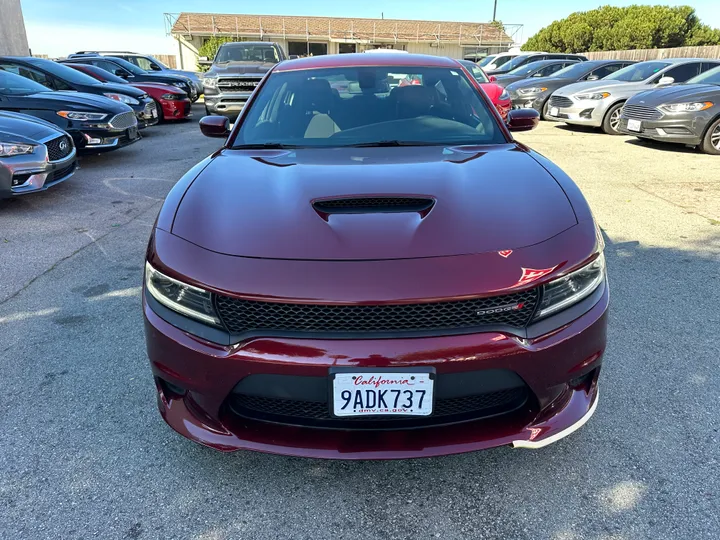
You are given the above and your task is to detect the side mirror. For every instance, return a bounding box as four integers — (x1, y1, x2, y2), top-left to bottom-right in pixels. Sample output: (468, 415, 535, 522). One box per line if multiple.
(199, 115, 230, 138)
(149, 64, 162, 71)
(586, 74, 599, 81)
(657, 76, 675, 86)
(507, 109, 540, 132)
(199, 56, 209, 62)
(489, 75, 497, 82)
(114, 69, 129, 78)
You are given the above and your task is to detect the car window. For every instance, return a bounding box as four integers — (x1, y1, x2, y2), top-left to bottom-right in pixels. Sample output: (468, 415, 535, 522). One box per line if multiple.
(0, 69, 51, 95)
(589, 63, 624, 79)
(496, 55, 533, 71)
(508, 60, 551, 76)
(477, 56, 495, 68)
(687, 66, 720, 85)
(700, 62, 720, 74)
(236, 66, 505, 148)
(0, 63, 52, 87)
(459, 61, 489, 83)
(604, 62, 671, 82)
(215, 44, 281, 64)
(133, 56, 155, 71)
(662, 63, 702, 83)
(535, 63, 564, 77)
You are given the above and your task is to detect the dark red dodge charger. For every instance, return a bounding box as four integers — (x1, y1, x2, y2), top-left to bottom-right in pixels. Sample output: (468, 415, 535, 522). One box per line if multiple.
(144, 54, 608, 459)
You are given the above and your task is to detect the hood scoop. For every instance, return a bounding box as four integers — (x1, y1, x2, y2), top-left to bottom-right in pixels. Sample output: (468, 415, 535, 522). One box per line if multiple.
(313, 197, 435, 218)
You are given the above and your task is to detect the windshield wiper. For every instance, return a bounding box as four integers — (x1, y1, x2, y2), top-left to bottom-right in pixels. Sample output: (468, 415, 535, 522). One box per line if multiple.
(233, 143, 299, 149)
(342, 140, 438, 148)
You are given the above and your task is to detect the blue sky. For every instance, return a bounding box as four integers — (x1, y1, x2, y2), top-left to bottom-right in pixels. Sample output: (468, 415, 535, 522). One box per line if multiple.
(21, 0, 720, 57)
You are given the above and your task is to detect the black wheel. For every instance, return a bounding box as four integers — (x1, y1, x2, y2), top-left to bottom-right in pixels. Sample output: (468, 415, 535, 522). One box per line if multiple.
(700, 117, 720, 155)
(153, 99, 165, 123)
(602, 102, 624, 135)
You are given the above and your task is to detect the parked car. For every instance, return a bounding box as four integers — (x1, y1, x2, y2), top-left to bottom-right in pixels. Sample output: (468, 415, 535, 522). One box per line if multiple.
(62, 55, 198, 102)
(64, 63, 192, 122)
(0, 70, 140, 152)
(202, 41, 287, 118)
(619, 65, 720, 154)
(476, 52, 520, 72)
(0, 111, 77, 198)
(458, 59, 511, 119)
(71, 51, 203, 96)
(507, 60, 636, 118)
(486, 53, 588, 76)
(143, 53, 608, 459)
(0, 57, 158, 129)
(546, 58, 720, 135)
(493, 59, 581, 88)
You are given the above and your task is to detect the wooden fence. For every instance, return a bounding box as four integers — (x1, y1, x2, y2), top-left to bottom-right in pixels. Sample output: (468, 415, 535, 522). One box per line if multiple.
(584, 45, 720, 61)
(151, 54, 177, 68)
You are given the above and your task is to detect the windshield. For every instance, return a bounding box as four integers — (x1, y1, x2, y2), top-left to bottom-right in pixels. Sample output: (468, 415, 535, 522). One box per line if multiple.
(105, 57, 146, 75)
(27, 58, 102, 85)
(687, 66, 720, 85)
(477, 55, 496, 67)
(508, 60, 550, 76)
(496, 55, 532, 71)
(70, 64, 128, 84)
(215, 44, 280, 64)
(0, 70, 50, 95)
(459, 61, 489, 83)
(235, 66, 504, 149)
(552, 62, 594, 79)
(604, 62, 670, 82)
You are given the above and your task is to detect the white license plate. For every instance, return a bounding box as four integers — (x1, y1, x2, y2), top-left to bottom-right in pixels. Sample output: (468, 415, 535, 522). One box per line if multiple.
(151, 108, 158, 118)
(627, 119, 642, 132)
(550, 107, 559, 116)
(332, 372, 434, 417)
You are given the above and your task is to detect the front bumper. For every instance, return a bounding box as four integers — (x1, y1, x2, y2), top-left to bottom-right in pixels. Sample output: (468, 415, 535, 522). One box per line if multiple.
(159, 99, 193, 121)
(618, 116, 704, 145)
(134, 101, 160, 129)
(545, 97, 610, 127)
(204, 92, 254, 116)
(144, 282, 608, 459)
(509, 91, 547, 113)
(0, 147, 77, 198)
(71, 126, 140, 153)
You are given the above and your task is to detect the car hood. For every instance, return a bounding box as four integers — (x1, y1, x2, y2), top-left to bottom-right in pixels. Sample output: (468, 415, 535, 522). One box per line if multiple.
(132, 82, 184, 94)
(171, 145, 578, 260)
(554, 79, 637, 97)
(208, 62, 275, 76)
(478, 83, 506, 103)
(0, 111, 63, 141)
(629, 83, 720, 105)
(507, 77, 574, 91)
(90, 82, 146, 98)
(17, 91, 132, 113)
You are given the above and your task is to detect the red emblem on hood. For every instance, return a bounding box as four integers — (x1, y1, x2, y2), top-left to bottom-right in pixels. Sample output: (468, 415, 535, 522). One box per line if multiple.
(498, 250, 513, 258)
(516, 266, 558, 287)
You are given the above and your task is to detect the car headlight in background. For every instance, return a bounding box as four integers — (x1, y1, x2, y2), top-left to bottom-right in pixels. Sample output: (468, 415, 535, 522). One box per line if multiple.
(103, 93, 140, 105)
(145, 262, 220, 326)
(498, 89, 510, 101)
(517, 87, 547, 95)
(659, 101, 713, 113)
(56, 111, 108, 121)
(533, 253, 606, 320)
(575, 92, 611, 100)
(161, 93, 186, 100)
(203, 75, 218, 89)
(170, 81, 187, 89)
(0, 142, 36, 157)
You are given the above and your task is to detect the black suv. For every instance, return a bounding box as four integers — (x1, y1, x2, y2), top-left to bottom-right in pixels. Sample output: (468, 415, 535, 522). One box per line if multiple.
(486, 53, 588, 76)
(0, 57, 158, 129)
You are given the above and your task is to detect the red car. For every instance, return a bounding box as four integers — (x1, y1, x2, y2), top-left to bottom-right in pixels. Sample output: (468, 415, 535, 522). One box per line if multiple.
(459, 59, 512, 120)
(144, 54, 607, 459)
(64, 63, 192, 122)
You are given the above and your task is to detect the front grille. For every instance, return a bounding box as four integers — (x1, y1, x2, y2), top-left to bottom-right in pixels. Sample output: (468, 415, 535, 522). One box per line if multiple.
(623, 104, 662, 120)
(51, 162, 76, 182)
(218, 78, 262, 92)
(314, 197, 434, 214)
(229, 387, 529, 429)
(215, 288, 539, 338)
(109, 111, 138, 130)
(549, 96, 574, 108)
(45, 135, 73, 161)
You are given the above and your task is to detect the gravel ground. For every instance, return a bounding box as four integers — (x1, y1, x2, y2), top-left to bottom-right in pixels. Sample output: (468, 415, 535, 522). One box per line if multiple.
(1, 111, 718, 540)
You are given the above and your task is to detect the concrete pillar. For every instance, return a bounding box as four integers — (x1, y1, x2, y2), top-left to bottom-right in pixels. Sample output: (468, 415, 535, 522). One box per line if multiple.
(0, 0, 30, 56)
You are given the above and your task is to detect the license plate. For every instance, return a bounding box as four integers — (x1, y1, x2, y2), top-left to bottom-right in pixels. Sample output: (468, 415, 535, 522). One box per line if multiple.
(627, 119, 642, 132)
(151, 108, 158, 118)
(332, 371, 434, 417)
(127, 126, 138, 140)
(550, 106, 559, 116)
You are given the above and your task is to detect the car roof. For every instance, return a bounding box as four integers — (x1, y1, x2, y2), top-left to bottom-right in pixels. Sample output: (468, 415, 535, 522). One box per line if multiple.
(275, 53, 459, 72)
(642, 57, 711, 64)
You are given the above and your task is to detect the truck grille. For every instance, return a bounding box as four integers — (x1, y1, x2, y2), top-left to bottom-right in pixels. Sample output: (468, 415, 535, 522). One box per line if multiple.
(623, 104, 663, 120)
(549, 96, 574, 108)
(45, 135, 73, 161)
(217, 78, 262, 92)
(214, 288, 540, 338)
(109, 111, 138, 130)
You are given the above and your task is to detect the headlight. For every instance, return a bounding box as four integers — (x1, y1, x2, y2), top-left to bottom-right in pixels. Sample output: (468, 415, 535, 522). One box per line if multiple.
(103, 93, 140, 105)
(170, 81, 187, 88)
(659, 101, 713, 113)
(161, 93, 185, 100)
(145, 262, 220, 326)
(499, 89, 510, 101)
(517, 87, 547, 95)
(0, 142, 35, 157)
(57, 111, 108, 121)
(533, 253, 606, 320)
(203, 75, 218, 89)
(575, 92, 611, 100)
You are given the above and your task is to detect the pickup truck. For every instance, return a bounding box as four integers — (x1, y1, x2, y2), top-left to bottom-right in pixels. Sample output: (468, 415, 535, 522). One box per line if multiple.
(202, 41, 287, 118)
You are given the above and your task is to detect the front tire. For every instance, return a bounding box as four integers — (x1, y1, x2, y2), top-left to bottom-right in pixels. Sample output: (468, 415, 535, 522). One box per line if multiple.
(541, 99, 552, 121)
(700, 118, 720, 155)
(602, 102, 625, 135)
(153, 99, 165, 123)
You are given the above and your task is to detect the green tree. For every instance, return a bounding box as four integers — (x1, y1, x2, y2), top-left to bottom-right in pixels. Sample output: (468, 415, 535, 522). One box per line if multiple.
(522, 5, 720, 52)
(197, 36, 236, 71)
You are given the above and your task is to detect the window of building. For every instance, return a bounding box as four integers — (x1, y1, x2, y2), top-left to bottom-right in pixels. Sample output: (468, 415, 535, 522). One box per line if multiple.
(339, 43, 356, 54)
(288, 42, 328, 57)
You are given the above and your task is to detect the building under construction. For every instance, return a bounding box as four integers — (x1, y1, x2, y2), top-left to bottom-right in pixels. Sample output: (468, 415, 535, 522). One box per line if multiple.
(167, 13, 519, 70)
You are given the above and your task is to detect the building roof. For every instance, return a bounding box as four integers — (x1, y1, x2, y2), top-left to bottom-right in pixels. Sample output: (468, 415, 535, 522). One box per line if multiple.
(171, 13, 512, 44)
(275, 52, 460, 72)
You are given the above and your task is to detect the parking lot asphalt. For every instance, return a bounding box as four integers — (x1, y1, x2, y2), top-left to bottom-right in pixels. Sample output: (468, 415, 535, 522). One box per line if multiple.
(1, 109, 718, 540)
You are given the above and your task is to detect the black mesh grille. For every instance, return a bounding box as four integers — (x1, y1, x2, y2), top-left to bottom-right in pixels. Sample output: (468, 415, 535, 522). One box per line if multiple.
(45, 135, 73, 161)
(314, 197, 434, 214)
(549, 96, 574, 108)
(215, 288, 539, 337)
(229, 387, 529, 428)
(51, 162, 76, 182)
